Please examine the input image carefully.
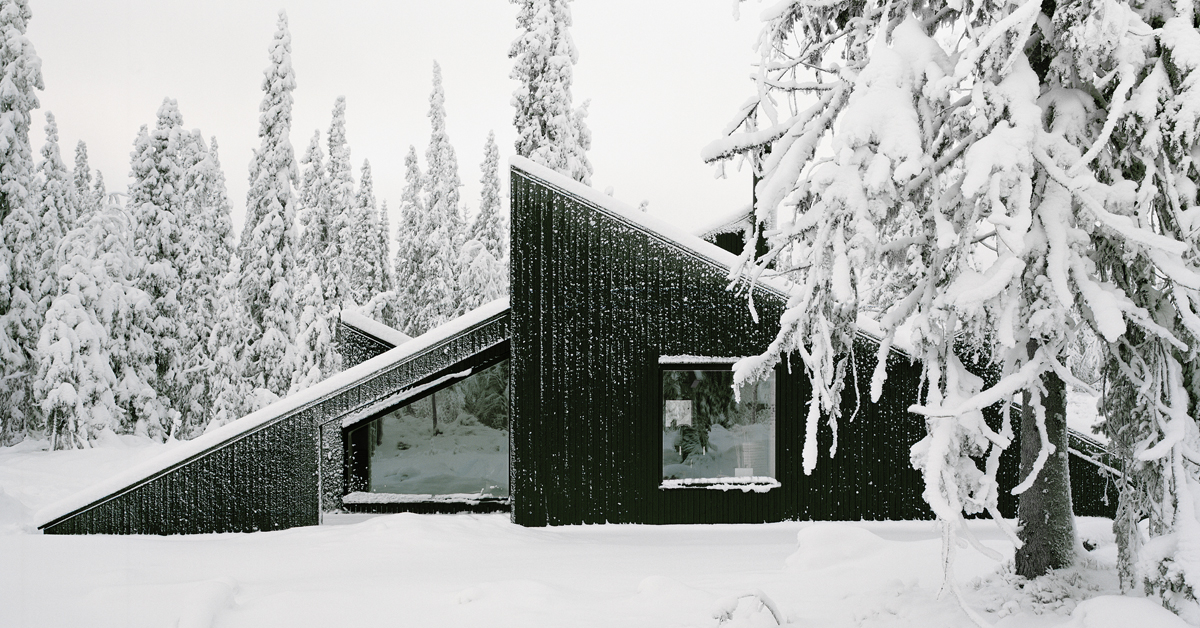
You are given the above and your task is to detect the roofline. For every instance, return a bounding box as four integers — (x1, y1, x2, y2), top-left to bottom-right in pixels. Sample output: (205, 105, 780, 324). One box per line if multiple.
(36, 299, 510, 530)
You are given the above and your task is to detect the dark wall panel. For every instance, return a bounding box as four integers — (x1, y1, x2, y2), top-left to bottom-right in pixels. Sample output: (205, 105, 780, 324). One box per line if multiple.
(336, 321, 395, 368)
(43, 416, 318, 535)
(510, 168, 933, 526)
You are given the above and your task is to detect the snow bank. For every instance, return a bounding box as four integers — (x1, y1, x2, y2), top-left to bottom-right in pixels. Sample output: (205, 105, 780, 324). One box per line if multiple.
(34, 298, 509, 529)
(1064, 595, 1189, 627)
(786, 523, 888, 570)
(340, 309, 412, 347)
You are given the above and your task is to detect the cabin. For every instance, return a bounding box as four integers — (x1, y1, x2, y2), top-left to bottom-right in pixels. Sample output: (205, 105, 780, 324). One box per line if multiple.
(34, 157, 1118, 535)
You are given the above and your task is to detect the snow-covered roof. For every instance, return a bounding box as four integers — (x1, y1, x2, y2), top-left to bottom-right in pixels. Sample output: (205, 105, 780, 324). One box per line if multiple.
(35, 297, 510, 529)
(511, 158, 913, 358)
(693, 204, 754, 240)
(340, 310, 413, 347)
(511, 157, 795, 300)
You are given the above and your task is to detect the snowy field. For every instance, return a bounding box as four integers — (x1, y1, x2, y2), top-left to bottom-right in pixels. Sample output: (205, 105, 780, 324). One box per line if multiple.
(0, 397, 1186, 628)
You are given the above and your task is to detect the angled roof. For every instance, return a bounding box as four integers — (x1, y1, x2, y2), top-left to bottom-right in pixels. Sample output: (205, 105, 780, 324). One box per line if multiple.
(36, 298, 510, 531)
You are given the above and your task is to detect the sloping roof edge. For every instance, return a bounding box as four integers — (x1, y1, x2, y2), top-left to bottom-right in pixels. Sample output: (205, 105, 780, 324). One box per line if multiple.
(510, 157, 795, 300)
(340, 310, 413, 347)
(35, 298, 510, 529)
(694, 204, 754, 240)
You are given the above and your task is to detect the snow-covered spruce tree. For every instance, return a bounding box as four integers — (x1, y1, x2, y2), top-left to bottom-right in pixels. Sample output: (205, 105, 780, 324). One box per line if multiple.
(509, 0, 592, 184)
(207, 254, 254, 428)
(456, 130, 509, 316)
(291, 265, 341, 394)
(239, 10, 299, 399)
(393, 145, 426, 335)
(291, 128, 342, 393)
(78, 196, 157, 439)
(33, 113, 78, 314)
(175, 132, 234, 437)
(127, 98, 188, 440)
(376, 199, 393, 296)
(72, 141, 99, 222)
(91, 170, 105, 208)
(0, 0, 43, 443)
(472, 130, 509, 262)
(707, 0, 1200, 595)
(35, 209, 129, 449)
(296, 130, 333, 292)
(326, 96, 354, 309)
(1068, 0, 1200, 613)
(344, 159, 380, 307)
(412, 62, 465, 333)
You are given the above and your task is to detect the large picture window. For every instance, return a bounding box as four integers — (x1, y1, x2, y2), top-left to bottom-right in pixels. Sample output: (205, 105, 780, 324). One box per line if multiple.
(351, 359, 510, 498)
(661, 366, 776, 487)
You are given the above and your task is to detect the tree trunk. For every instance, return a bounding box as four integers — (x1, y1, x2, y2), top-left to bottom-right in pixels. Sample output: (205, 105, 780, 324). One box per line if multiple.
(431, 391, 439, 436)
(1016, 358, 1076, 577)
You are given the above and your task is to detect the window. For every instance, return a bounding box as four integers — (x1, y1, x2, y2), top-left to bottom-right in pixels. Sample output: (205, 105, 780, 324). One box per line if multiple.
(352, 359, 510, 498)
(661, 365, 776, 488)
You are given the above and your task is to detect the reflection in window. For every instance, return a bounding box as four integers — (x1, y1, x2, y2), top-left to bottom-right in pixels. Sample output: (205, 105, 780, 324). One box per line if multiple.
(662, 369, 775, 481)
(363, 359, 509, 497)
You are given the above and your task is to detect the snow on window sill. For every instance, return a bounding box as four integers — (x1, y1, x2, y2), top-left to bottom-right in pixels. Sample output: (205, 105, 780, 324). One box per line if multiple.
(342, 492, 511, 505)
(659, 477, 780, 493)
(658, 355, 744, 365)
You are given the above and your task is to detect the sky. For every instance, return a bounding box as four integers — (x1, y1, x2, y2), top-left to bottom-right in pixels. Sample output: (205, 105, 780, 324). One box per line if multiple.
(25, 0, 766, 241)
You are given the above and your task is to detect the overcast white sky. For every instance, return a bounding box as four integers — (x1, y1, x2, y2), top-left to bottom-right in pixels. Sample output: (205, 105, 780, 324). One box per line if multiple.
(26, 0, 764, 239)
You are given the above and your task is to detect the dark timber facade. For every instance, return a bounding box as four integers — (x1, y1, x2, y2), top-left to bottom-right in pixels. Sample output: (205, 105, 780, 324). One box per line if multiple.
(37, 158, 1117, 535)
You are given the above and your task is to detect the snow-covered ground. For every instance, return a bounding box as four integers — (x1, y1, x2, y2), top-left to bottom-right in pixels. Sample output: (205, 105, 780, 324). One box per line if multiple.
(1, 393, 1184, 628)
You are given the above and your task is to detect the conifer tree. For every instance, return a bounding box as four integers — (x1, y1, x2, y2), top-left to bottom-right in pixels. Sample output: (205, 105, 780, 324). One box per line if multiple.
(344, 159, 380, 306)
(471, 130, 508, 262)
(127, 98, 187, 440)
(0, 0, 43, 443)
(91, 170, 105, 208)
(412, 62, 464, 332)
(83, 196, 156, 439)
(296, 130, 331, 282)
(291, 268, 341, 393)
(33, 112, 77, 308)
(377, 199, 393, 295)
(36, 211, 125, 449)
(73, 141, 98, 222)
(291, 128, 342, 392)
(708, 0, 1200, 608)
(457, 131, 509, 316)
(239, 10, 299, 399)
(208, 255, 253, 429)
(509, 0, 592, 184)
(393, 145, 426, 335)
(326, 96, 354, 308)
(173, 132, 234, 436)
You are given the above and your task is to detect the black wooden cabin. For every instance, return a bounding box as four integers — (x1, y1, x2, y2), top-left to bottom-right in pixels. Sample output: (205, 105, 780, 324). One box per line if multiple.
(35, 157, 1117, 535)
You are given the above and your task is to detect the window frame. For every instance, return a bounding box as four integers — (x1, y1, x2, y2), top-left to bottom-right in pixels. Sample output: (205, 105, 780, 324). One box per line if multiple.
(656, 358, 780, 492)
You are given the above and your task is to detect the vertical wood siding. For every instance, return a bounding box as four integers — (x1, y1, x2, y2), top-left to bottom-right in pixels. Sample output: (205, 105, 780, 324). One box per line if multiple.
(510, 168, 934, 526)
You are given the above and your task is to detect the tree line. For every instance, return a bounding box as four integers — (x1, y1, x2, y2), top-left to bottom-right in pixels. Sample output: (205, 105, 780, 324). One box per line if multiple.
(0, 5, 524, 448)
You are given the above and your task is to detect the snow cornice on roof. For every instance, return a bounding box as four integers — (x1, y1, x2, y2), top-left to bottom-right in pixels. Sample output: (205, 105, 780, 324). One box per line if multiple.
(35, 298, 510, 530)
(340, 309, 413, 348)
(694, 204, 754, 240)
